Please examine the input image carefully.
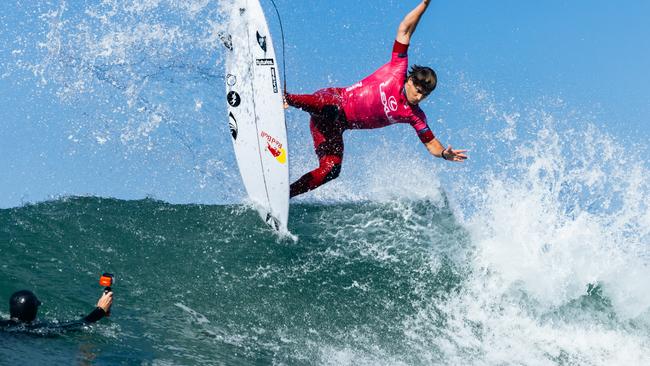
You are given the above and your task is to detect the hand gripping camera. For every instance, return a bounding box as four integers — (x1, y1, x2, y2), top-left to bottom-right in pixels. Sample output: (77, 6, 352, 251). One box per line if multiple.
(99, 273, 115, 316)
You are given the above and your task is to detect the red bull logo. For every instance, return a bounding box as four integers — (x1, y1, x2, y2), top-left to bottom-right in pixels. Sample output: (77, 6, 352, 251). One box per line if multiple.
(260, 131, 287, 164)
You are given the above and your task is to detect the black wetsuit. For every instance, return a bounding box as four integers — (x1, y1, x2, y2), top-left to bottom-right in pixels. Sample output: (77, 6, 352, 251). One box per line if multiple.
(0, 307, 107, 334)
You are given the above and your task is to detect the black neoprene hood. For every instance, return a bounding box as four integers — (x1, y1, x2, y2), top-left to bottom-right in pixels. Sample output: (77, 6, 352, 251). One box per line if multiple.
(9, 290, 41, 322)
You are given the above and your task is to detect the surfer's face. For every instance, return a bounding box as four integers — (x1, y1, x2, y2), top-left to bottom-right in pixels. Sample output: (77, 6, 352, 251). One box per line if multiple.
(405, 78, 430, 105)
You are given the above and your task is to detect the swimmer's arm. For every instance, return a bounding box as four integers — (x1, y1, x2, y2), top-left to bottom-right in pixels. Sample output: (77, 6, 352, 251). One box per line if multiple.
(425, 138, 468, 162)
(52, 291, 113, 331)
(396, 0, 431, 45)
(0, 319, 13, 328)
(83, 291, 113, 323)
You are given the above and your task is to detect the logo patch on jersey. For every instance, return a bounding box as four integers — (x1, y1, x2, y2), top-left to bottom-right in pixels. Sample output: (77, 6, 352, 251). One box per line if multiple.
(345, 82, 362, 92)
(388, 96, 397, 111)
(256, 31, 267, 52)
(379, 82, 398, 117)
(227, 91, 241, 107)
(260, 131, 286, 164)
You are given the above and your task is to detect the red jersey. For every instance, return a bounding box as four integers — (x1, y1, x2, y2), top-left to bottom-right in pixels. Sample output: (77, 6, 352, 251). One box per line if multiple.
(340, 41, 433, 142)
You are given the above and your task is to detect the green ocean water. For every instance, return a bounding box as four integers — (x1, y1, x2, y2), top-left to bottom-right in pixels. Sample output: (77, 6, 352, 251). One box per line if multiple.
(4, 196, 648, 365)
(1, 197, 472, 365)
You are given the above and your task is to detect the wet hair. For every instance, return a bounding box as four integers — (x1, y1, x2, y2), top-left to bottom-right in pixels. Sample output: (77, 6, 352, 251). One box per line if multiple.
(408, 65, 437, 94)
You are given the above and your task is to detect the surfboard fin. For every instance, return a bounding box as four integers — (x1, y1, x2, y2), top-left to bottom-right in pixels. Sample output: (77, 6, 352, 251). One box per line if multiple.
(265, 213, 280, 231)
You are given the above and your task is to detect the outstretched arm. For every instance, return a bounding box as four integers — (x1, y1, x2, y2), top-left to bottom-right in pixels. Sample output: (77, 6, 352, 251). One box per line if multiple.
(33, 291, 114, 333)
(425, 138, 468, 162)
(82, 291, 114, 324)
(396, 0, 431, 45)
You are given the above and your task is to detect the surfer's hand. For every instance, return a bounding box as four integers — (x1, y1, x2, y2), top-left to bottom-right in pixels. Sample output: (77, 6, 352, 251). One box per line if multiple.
(442, 145, 468, 162)
(97, 291, 113, 312)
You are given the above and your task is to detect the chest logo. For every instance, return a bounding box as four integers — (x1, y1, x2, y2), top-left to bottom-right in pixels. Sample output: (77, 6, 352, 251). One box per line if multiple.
(379, 82, 398, 116)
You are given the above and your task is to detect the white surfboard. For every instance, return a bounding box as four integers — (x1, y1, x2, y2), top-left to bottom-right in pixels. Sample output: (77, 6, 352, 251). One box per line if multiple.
(222, 0, 289, 232)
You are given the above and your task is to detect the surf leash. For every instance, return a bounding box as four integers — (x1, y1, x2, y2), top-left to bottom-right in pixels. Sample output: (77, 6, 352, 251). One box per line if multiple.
(269, 0, 288, 92)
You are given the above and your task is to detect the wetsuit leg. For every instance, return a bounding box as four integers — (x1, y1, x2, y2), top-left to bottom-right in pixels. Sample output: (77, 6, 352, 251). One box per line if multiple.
(290, 114, 345, 198)
(285, 88, 343, 120)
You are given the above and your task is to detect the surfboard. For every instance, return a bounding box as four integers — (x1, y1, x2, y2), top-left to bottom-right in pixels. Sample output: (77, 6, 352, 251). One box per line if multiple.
(222, 0, 289, 232)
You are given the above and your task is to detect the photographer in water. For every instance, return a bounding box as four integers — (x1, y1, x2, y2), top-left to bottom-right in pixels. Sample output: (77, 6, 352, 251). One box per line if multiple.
(1, 283, 113, 333)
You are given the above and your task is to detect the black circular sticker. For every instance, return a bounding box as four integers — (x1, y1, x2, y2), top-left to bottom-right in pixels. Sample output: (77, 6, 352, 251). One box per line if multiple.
(227, 91, 241, 107)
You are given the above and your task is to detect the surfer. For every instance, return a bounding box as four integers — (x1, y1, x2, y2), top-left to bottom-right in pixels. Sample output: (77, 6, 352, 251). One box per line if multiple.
(0, 289, 113, 333)
(285, 0, 467, 198)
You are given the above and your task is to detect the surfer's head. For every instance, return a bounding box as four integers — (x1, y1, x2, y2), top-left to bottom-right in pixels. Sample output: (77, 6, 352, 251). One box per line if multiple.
(9, 290, 41, 322)
(405, 65, 437, 105)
